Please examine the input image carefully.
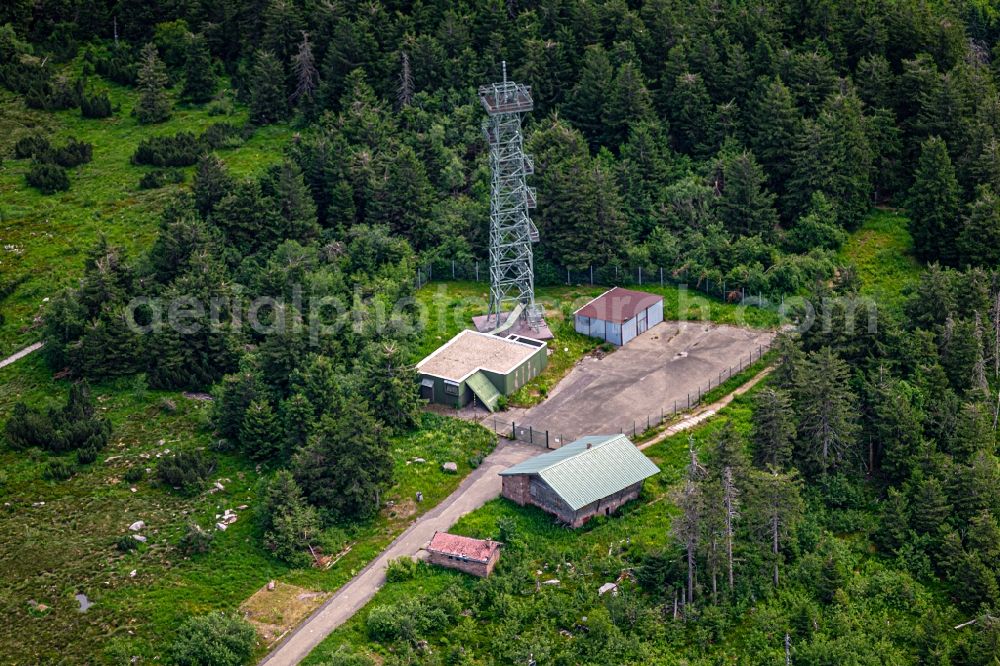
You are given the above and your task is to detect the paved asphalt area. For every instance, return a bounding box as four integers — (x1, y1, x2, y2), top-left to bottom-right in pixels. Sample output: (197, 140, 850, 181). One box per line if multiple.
(507, 321, 776, 444)
(259, 440, 538, 666)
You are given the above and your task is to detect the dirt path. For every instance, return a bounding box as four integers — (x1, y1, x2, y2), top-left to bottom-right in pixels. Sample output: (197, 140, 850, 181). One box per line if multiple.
(258, 440, 539, 666)
(637, 366, 773, 451)
(0, 341, 43, 370)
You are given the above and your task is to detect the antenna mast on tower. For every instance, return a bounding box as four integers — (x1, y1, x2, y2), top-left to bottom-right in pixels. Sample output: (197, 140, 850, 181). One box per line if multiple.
(478, 62, 542, 329)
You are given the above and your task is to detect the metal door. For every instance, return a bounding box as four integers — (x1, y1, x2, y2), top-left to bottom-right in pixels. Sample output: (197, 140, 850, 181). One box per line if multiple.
(637, 310, 647, 334)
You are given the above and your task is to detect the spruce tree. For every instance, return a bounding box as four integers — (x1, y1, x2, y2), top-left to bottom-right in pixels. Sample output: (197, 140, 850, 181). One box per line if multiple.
(135, 43, 171, 124)
(748, 467, 804, 586)
(193, 153, 234, 218)
(358, 341, 421, 434)
(240, 400, 280, 460)
(291, 31, 319, 113)
(249, 50, 288, 124)
(366, 144, 433, 248)
(908, 136, 960, 265)
(604, 61, 653, 147)
(958, 186, 1000, 268)
(668, 72, 717, 156)
(292, 401, 392, 521)
(751, 388, 795, 470)
(793, 346, 860, 474)
(565, 44, 613, 147)
(747, 76, 802, 199)
(182, 33, 215, 103)
(712, 147, 779, 238)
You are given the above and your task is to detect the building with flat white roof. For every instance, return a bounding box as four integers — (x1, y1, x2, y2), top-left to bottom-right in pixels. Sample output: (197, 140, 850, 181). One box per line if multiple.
(416, 329, 547, 411)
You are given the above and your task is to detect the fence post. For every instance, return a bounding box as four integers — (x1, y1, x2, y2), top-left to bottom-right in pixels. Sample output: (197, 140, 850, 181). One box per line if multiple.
(687, 393, 690, 408)
(590, 265, 593, 285)
(512, 421, 516, 440)
(638, 266, 642, 285)
(452, 260, 455, 279)
(529, 425, 533, 444)
(476, 261, 479, 281)
(546, 430, 549, 448)
(633, 421, 636, 437)
(615, 265, 618, 281)
(566, 267, 570, 285)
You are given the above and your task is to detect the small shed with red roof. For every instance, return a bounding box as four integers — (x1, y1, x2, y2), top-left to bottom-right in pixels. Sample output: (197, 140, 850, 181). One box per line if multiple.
(574, 287, 664, 346)
(425, 531, 502, 578)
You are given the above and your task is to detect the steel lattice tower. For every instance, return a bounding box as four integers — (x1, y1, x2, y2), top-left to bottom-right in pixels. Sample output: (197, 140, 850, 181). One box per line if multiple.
(479, 63, 541, 329)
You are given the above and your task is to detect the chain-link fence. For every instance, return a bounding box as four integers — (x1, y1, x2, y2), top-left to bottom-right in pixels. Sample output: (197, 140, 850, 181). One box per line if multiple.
(483, 342, 771, 448)
(416, 260, 786, 312)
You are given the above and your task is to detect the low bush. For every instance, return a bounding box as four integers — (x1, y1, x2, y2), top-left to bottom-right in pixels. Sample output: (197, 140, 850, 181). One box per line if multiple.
(76, 444, 99, 465)
(116, 534, 139, 552)
(385, 556, 419, 582)
(81, 90, 113, 118)
(123, 466, 145, 483)
(168, 612, 256, 666)
(200, 122, 244, 150)
(132, 132, 202, 167)
(139, 169, 185, 190)
(5, 383, 112, 452)
(50, 138, 93, 167)
(178, 523, 215, 556)
(14, 134, 49, 159)
(155, 450, 217, 494)
(25, 161, 69, 193)
(42, 458, 75, 481)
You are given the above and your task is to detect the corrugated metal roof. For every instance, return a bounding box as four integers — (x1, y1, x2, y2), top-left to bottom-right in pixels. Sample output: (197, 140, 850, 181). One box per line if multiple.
(574, 287, 663, 323)
(500, 434, 660, 510)
(466, 371, 501, 412)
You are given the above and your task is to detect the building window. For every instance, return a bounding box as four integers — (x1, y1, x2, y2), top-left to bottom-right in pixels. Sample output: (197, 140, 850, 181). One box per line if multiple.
(444, 381, 459, 396)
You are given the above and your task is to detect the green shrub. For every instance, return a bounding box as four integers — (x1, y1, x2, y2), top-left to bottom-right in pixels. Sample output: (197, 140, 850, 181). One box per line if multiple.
(14, 134, 49, 159)
(169, 612, 256, 666)
(76, 444, 99, 465)
(50, 138, 92, 167)
(155, 450, 217, 494)
(318, 647, 376, 666)
(123, 466, 145, 483)
(132, 132, 202, 167)
(42, 458, 75, 481)
(25, 161, 69, 193)
(138, 168, 184, 190)
(5, 384, 112, 453)
(200, 122, 244, 150)
(116, 534, 139, 552)
(81, 90, 113, 118)
(178, 523, 214, 556)
(385, 556, 418, 582)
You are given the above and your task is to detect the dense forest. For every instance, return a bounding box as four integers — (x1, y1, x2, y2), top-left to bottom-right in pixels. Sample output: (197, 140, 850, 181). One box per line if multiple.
(3, 0, 1000, 663)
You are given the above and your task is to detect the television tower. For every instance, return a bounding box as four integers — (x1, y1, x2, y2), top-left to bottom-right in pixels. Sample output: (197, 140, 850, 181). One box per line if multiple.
(479, 62, 542, 329)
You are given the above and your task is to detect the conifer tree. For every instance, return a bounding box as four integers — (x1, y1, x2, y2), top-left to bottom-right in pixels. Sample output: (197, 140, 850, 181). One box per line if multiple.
(135, 43, 171, 124)
(291, 31, 319, 110)
(358, 341, 421, 434)
(193, 153, 234, 218)
(712, 146, 779, 238)
(751, 388, 795, 470)
(604, 61, 653, 147)
(908, 136, 960, 265)
(749, 467, 804, 586)
(793, 346, 860, 474)
(565, 44, 613, 147)
(958, 186, 1000, 268)
(292, 401, 392, 521)
(668, 72, 717, 156)
(182, 33, 216, 103)
(367, 144, 433, 248)
(747, 76, 802, 199)
(249, 50, 288, 124)
(240, 400, 280, 460)
(396, 51, 413, 109)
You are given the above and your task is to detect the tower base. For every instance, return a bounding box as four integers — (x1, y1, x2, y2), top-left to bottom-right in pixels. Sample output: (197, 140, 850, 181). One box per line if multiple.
(472, 311, 553, 340)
